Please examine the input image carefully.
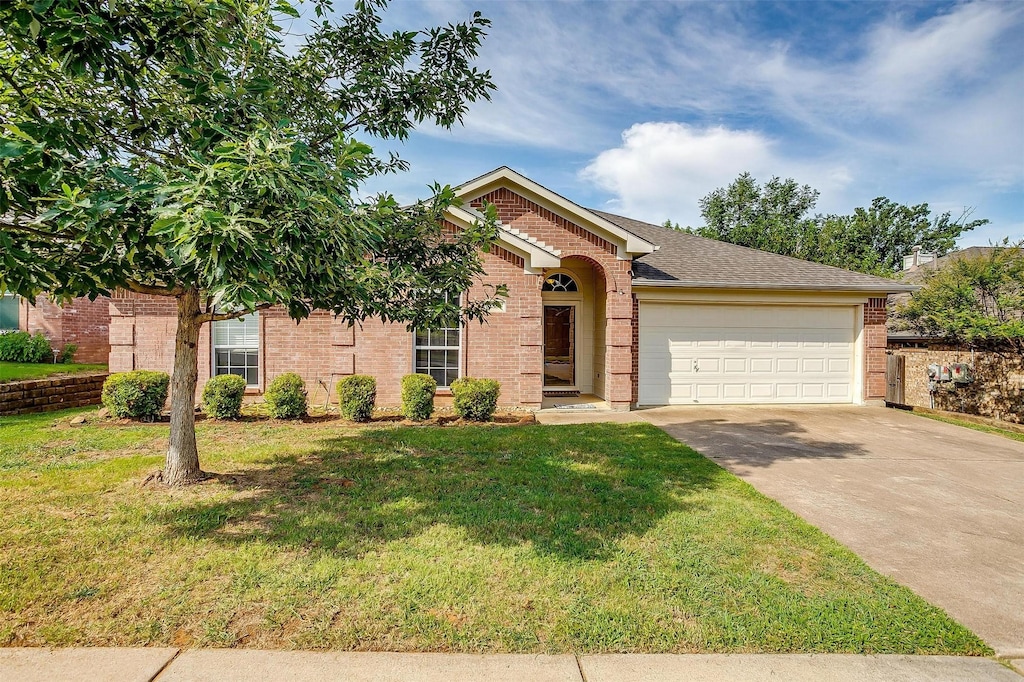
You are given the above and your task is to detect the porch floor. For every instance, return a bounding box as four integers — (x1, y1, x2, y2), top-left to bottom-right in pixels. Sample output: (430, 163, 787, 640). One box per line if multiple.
(539, 393, 611, 411)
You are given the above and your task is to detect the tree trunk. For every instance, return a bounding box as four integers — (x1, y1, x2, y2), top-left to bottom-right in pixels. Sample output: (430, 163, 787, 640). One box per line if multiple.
(163, 288, 205, 486)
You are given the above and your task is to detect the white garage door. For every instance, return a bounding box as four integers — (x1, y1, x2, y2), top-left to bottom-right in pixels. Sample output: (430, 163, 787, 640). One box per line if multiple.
(638, 303, 857, 405)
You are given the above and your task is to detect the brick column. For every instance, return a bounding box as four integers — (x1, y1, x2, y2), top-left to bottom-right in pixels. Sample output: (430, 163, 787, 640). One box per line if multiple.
(864, 298, 888, 401)
(518, 275, 543, 409)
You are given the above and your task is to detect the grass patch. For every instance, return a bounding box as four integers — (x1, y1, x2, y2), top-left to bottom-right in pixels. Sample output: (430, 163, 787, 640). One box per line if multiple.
(0, 408, 990, 654)
(913, 411, 1024, 443)
(0, 362, 107, 383)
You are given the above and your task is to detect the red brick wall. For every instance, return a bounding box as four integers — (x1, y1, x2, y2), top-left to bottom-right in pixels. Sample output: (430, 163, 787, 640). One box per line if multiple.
(109, 185, 638, 409)
(864, 298, 888, 401)
(22, 295, 110, 364)
(470, 188, 634, 409)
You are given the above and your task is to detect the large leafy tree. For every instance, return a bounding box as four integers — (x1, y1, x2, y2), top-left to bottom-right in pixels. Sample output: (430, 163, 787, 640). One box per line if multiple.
(695, 172, 820, 257)
(898, 243, 1024, 356)
(0, 0, 502, 485)
(688, 173, 988, 276)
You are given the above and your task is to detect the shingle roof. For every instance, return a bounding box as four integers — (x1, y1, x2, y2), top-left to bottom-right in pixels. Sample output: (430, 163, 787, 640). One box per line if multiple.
(900, 246, 1003, 284)
(592, 210, 916, 293)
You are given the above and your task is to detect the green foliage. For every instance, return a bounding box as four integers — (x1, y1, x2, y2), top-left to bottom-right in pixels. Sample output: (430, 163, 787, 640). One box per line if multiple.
(101, 370, 169, 420)
(0, 0, 504, 473)
(0, 331, 52, 363)
(0, 0, 502, 325)
(59, 343, 77, 363)
(201, 374, 247, 420)
(450, 377, 500, 421)
(898, 243, 1024, 354)
(336, 374, 376, 422)
(264, 373, 308, 419)
(401, 373, 436, 421)
(689, 173, 989, 276)
(697, 173, 820, 257)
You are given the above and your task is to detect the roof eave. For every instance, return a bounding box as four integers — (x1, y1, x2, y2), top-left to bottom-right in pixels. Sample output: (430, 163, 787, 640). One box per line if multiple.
(632, 279, 919, 293)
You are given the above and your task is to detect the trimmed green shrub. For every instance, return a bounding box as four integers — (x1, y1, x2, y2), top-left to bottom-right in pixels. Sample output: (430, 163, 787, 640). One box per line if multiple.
(59, 343, 78, 364)
(451, 377, 501, 421)
(401, 373, 436, 421)
(0, 331, 53, 363)
(101, 370, 170, 420)
(264, 372, 308, 419)
(337, 374, 376, 422)
(202, 374, 247, 419)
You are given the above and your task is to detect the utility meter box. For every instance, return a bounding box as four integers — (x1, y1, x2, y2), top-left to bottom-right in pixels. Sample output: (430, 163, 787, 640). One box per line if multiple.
(928, 363, 952, 382)
(951, 363, 973, 384)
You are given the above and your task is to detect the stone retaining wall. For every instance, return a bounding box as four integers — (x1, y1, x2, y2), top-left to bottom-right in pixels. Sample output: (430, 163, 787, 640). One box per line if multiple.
(0, 373, 108, 416)
(892, 348, 1022, 424)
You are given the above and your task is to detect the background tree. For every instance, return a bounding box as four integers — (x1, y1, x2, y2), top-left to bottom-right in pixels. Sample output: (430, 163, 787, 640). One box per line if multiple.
(0, 0, 502, 485)
(688, 173, 988, 276)
(898, 243, 1024, 356)
(695, 172, 819, 257)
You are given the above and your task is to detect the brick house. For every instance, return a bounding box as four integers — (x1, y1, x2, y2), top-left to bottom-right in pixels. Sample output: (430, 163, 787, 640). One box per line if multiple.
(0, 292, 110, 364)
(108, 167, 912, 410)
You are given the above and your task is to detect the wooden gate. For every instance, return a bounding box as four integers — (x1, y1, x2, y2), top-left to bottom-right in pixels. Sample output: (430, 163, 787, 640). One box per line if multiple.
(885, 354, 906, 405)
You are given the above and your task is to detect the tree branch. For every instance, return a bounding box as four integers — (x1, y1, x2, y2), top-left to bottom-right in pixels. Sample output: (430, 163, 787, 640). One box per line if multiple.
(126, 280, 185, 296)
(199, 302, 272, 323)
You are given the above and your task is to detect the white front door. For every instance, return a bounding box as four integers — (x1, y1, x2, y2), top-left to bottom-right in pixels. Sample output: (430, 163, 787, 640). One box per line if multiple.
(638, 303, 857, 405)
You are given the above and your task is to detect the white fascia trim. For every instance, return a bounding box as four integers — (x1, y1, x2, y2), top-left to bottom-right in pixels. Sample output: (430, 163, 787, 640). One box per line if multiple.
(445, 205, 560, 273)
(632, 278, 917, 293)
(455, 166, 657, 256)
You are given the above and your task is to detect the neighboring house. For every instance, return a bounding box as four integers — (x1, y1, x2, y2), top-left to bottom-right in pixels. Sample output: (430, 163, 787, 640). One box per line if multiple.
(887, 246, 1022, 423)
(108, 167, 913, 409)
(0, 292, 110, 364)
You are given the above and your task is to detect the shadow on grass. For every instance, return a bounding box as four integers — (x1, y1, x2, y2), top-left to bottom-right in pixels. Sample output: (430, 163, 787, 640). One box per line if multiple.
(157, 423, 728, 561)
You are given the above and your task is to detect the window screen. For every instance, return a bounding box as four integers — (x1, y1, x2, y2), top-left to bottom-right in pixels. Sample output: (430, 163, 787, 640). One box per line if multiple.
(212, 313, 259, 386)
(413, 296, 461, 388)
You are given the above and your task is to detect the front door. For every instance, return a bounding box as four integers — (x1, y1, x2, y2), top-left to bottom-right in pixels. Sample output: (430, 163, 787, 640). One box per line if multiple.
(544, 305, 575, 386)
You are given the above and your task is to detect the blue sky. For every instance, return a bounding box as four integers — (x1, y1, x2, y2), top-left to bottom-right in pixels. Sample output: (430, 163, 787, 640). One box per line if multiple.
(352, 1, 1023, 246)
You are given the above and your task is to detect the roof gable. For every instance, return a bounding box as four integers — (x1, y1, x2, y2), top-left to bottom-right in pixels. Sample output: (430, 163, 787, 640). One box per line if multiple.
(454, 167, 657, 257)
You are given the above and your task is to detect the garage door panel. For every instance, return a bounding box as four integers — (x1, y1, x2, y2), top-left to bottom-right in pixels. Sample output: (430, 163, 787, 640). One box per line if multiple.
(828, 358, 851, 373)
(639, 303, 856, 405)
(802, 358, 825, 372)
(828, 383, 851, 398)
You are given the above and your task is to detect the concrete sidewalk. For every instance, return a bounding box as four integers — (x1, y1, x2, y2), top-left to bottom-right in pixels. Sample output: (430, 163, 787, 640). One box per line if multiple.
(0, 649, 1020, 682)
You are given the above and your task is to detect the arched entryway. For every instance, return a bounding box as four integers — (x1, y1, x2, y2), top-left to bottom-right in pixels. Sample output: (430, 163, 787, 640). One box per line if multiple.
(540, 257, 609, 399)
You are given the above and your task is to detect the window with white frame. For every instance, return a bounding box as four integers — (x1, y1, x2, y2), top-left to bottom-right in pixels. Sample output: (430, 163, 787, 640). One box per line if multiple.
(0, 293, 19, 331)
(212, 312, 259, 387)
(414, 295, 461, 388)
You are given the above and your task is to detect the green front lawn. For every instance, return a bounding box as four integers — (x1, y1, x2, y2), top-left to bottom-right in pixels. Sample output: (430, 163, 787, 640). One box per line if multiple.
(0, 409, 988, 654)
(0, 362, 107, 382)
(913, 411, 1024, 443)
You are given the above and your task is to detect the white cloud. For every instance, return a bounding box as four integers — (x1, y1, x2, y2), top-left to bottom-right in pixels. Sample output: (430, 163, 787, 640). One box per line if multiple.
(581, 122, 852, 227)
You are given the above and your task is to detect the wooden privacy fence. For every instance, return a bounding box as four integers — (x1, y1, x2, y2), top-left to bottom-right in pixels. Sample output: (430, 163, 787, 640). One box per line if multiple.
(885, 354, 905, 405)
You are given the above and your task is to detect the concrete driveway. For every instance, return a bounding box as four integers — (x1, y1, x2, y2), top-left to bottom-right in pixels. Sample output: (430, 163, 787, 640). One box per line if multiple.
(637, 405, 1024, 658)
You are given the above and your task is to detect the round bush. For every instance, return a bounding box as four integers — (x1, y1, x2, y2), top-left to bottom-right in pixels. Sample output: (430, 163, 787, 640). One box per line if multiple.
(0, 331, 53, 363)
(59, 343, 78, 364)
(451, 377, 501, 422)
(202, 374, 247, 419)
(401, 373, 436, 421)
(264, 372, 308, 419)
(101, 370, 170, 420)
(337, 374, 376, 422)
